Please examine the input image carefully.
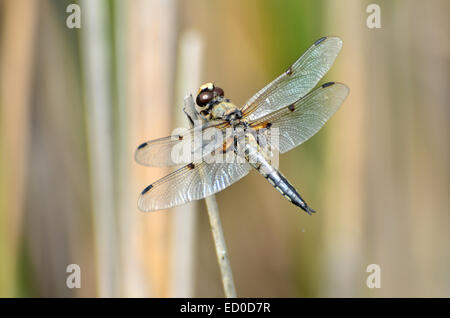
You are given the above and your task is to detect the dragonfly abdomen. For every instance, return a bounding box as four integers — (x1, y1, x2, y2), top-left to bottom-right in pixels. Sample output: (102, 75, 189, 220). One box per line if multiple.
(243, 133, 316, 215)
(265, 170, 316, 215)
(245, 141, 316, 215)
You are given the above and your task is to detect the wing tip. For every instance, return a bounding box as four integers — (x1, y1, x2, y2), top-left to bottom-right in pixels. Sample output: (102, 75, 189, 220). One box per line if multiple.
(135, 142, 148, 165)
(321, 81, 335, 88)
(314, 36, 343, 48)
(314, 36, 327, 46)
(137, 192, 157, 212)
(326, 36, 343, 43)
(137, 202, 148, 212)
(334, 82, 350, 96)
(137, 141, 148, 150)
(322, 81, 350, 96)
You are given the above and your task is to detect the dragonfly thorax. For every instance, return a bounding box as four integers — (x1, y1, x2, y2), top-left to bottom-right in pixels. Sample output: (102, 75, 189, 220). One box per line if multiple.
(210, 101, 242, 123)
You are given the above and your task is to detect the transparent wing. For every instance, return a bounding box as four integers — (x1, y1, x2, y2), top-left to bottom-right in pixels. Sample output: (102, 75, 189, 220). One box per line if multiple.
(138, 159, 251, 211)
(241, 37, 343, 121)
(250, 82, 349, 153)
(135, 122, 228, 167)
(135, 132, 192, 167)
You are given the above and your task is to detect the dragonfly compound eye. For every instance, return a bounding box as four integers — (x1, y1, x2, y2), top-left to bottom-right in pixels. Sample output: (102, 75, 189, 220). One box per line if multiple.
(196, 90, 214, 107)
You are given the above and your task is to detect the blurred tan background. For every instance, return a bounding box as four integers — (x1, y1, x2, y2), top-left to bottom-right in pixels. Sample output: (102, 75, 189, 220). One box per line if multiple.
(0, 0, 448, 297)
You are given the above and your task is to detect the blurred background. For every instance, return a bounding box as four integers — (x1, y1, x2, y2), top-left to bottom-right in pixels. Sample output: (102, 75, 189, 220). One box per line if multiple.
(0, 0, 448, 297)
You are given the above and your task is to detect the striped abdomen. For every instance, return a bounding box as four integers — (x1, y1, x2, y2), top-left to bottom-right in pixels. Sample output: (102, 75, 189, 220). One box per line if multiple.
(265, 170, 315, 215)
(244, 139, 315, 215)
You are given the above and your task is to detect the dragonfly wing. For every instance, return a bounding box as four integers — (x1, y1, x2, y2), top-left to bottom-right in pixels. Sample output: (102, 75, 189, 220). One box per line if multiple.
(135, 131, 192, 167)
(138, 159, 251, 211)
(250, 82, 349, 153)
(241, 37, 343, 121)
(135, 122, 227, 167)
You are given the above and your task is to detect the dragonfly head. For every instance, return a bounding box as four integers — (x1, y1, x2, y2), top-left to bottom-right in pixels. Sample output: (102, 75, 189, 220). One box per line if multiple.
(196, 82, 224, 107)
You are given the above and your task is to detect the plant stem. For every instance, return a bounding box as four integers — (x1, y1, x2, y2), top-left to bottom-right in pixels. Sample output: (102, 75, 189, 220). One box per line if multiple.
(81, 0, 118, 297)
(171, 30, 202, 297)
(178, 34, 236, 298)
(204, 195, 237, 298)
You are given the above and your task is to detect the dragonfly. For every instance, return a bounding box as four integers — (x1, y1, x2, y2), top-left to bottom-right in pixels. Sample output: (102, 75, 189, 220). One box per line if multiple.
(135, 36, 349, 214)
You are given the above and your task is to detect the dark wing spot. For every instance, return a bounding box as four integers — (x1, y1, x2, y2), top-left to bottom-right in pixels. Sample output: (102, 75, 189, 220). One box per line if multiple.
(314, 36, 327, 46)
(178, 135, 183, 141)
(137, 142, 147, 150)
(266, 122, 272, 129)
(141, 184, 153, 195)
(286, 67, 293, 76)
(321, 81, 335, 88)
(187, 163, 195, 170)
(288, 104, 295, 112)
